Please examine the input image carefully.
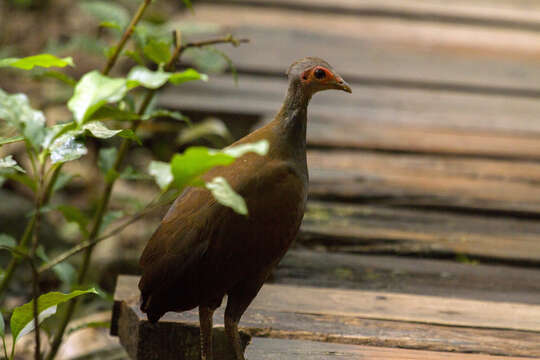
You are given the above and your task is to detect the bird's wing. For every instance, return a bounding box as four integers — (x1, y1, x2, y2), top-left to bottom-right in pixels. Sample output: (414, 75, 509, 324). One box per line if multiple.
(138, 156, 301, 301)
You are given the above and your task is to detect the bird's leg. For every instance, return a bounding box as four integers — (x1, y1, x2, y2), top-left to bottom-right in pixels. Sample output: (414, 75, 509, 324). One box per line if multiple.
(199, 306, 215, 360)
(224, 313, 245, 360)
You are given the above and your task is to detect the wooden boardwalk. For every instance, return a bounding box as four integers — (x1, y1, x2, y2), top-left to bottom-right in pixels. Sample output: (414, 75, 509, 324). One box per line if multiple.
(113, 0, 540, 359)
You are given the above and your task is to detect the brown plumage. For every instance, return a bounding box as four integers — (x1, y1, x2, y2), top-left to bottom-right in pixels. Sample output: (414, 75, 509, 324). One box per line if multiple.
(138, 57, 351, 360)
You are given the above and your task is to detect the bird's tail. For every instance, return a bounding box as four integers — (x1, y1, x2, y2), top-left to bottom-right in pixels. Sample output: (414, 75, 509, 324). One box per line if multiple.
(140, 293, 163, 323)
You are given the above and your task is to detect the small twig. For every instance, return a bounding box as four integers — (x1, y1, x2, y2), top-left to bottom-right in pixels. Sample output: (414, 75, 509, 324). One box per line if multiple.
(39, 191, 177, 274)
(175, 34, 249, 64)
(31, 263, 41, 360)
(102, 0, 152, 75)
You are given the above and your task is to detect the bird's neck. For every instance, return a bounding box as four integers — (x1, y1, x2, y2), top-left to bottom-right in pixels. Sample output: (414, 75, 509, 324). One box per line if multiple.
(275, 80, 311, 155)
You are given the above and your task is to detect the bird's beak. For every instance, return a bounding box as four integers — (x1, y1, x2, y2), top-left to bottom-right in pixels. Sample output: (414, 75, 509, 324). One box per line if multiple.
(334, 75, 352, 93)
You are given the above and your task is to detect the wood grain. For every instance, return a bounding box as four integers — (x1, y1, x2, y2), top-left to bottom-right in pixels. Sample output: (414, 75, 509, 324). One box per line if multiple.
(307, 150, 540, 215)
(160, 74, 540, 158)
(203, 0, 540, 28)
(113, 276, 540, 357)
(276, 249, 540, 304)
(246, 338, 538, 360)
(176, 3, 540, 93)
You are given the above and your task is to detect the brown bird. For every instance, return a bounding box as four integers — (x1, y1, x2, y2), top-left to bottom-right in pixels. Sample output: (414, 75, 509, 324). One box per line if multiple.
(138, 57, 351, 360)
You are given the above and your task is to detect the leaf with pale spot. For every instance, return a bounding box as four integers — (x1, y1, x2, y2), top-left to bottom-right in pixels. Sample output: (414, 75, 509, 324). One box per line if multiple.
(10, 289, 98, 344)
(205, 176, 247, 215)
(67, 71, 128, 124)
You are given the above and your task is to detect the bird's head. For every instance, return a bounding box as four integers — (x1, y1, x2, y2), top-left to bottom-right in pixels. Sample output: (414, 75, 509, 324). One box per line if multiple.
(287, 57, 352, 95)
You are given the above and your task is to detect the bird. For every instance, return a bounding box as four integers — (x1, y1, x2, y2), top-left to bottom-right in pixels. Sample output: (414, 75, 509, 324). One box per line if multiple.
(138, 57, 351, 360)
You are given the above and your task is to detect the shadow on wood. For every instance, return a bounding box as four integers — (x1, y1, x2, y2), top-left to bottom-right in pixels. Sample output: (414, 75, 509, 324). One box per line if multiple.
(111, 277, 251, 360)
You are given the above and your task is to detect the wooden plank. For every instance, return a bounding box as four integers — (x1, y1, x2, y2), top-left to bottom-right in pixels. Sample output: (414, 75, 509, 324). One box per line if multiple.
(203, 0, 540, 29)
(246, 338, 538, 360)
(113, 276, 540, 357)
(177, 4, 540, 93)
(159, 74, 540, 158)
(307, 150, 540, 215)
(160, 74, 540, 133)
(249, 285, 540, 332)
(307, 115, 540, 160)
(276, 249, 540, 304)
(111, 278, 250, 360)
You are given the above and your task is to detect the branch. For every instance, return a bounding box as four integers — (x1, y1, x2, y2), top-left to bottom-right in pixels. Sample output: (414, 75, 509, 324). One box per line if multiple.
(102, 0, 152, 75)
(175, 34, 250, 64)
(38, 193, 176, 274)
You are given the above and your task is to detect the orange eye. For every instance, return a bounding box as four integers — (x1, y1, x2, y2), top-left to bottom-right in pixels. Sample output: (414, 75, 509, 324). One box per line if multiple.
(314, 68, 326, 79)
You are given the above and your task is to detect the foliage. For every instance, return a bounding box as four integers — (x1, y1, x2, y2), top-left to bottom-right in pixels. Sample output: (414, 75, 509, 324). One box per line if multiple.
(0, 0, 253, 359)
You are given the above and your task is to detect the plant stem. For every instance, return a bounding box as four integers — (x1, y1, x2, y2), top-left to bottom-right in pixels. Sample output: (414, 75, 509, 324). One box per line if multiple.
(0, 0, 145, 307)
(38, 191, 178, 274)
(45, 32, 249, 360)
(102, 0, 152, 75)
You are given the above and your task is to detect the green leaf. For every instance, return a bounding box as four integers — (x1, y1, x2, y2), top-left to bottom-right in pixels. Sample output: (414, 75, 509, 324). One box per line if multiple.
(148, 161, 172, 191)
(10, 289, 98, 343)
(0, 54, 74, 70)
(123, 50, 145, 66)
(0, 155, 25, 174)
(99, 210, 123, 234)
(57, 205, 89, 236)
(127, 67, 207, 89)
(67, 320, 110, 336)
(99, 21, 122, 31)
(49, 135, 88, 164)
(0, 135, 24, 146)
(205, 176, 247, 215)
(181, 0, 193, 9)
(98, 147, 117, 175)
(170, 147, 235, 190)
(90, 105, 140, 122)
(0, 88, 46, 150)
(52, 172, 74, 194)
(34, 70, 77, 86)
(0, 234, 17, 249)
(36, 247, 76, 286)
(169, 68, 208, 84)
(177, 118, 231, 145)
(143, 39, 171, 65)
(42, 121, 77, 149)
(82, 122, 141, 144)
(3, 172, 36, 192)
(222, 140, 269, 157)
(142, 109, 188, 122)
(127, 66, 170, 89)
(80, 1, 129, 29)
(67, 71, 128, 125)
(184, 47, 227, 74)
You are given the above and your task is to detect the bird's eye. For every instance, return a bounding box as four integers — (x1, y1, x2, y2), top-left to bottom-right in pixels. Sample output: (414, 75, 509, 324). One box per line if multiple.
(314, 68, 326, 79)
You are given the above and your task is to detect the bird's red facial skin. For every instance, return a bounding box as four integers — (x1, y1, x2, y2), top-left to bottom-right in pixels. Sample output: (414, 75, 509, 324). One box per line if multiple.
(301, 66, 336, 85)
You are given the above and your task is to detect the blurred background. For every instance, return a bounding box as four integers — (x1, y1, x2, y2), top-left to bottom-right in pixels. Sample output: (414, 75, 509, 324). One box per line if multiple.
(1, 0, 540, 359)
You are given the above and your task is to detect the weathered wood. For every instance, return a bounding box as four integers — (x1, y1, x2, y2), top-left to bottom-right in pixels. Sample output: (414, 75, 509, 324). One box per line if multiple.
(203, 0, 540, 29)
(300, 201, 540, 263)
(249, 285, 540, 333)
(159, 75, 540, 158)
(113, 276, 540, 357)
(177, 4, 540, 93)
(160, 74, 540, 133)
(276, 249, 540, 304)
(246, 338, 538, 360)
(307, 150, 540, 215)
(111, 278, 251, 360)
